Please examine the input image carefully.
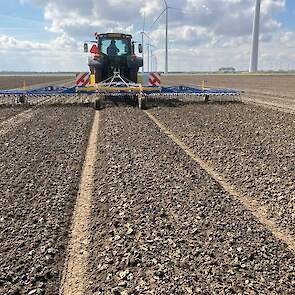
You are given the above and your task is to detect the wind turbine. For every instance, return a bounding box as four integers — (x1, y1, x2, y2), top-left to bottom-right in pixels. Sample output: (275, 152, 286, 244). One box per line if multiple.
(140, 13, 153, 73)
(153, 55, 158, 72)
(147, 43, 156, 72)
(146, 43, 151, 72)
(140, 14, 146, 73)
(249, 0, 261, 72)
(151, 0, 174, 74)
(164, 0, 168, 74)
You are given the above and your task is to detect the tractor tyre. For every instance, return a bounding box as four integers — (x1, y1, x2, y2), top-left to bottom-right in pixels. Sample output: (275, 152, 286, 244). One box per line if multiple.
(129, 69, 138, 83)
(95, 69, 102, 83)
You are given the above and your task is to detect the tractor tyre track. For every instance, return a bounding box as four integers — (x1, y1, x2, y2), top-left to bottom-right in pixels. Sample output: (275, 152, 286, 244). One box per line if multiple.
(0, 79, 75, 136)
(60, 111, 100, 295)
(0, 106, 93, 294)
(144, 110, 295, 254)
(87, 106, 295, 294)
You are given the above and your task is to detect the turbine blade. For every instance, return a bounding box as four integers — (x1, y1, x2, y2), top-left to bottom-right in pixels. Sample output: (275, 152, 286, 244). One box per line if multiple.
(143, 32, 152, 40)
(150, 8, 167, 30)
(168, 6, 182, 11)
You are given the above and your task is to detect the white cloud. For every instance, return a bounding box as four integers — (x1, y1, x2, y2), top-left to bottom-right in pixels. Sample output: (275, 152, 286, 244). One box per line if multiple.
(0, 34, 78, 51)
(0, 33, 85, 71)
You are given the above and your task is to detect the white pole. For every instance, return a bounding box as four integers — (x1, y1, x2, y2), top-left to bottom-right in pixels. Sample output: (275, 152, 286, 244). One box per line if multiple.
(165, 7, 168, 74)
(141, 33, 144, 73)
(249, 0, 261, 72)
(147, 44, 150, 73)
(151, 49, 153, 72)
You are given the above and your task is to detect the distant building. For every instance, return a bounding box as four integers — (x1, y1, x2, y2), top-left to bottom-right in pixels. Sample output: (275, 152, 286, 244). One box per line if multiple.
(219, 67, 236, 73)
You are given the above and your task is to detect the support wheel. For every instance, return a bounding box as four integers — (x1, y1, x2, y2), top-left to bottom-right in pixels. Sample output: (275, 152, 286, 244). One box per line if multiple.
(19, 95, 27, 104)
(204, 95, 210, 103)
(94, 99, 102, 110)
(138, 96, 147, 110)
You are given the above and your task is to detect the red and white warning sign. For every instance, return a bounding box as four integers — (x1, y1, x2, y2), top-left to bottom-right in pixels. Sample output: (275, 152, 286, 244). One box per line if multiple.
(90, 44, 99, 54)
(76, 72, 90, 86)
(148, 72, 161, 86)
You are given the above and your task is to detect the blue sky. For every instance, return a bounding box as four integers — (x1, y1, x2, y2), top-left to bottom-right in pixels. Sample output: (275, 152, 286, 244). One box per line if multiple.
(0, 0, 293, 72)
(277, 1, 295, 30)
(0, 1, 44, 38)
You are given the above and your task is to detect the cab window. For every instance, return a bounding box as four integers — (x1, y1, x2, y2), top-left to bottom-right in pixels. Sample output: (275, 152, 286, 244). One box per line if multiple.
(100, 38, 130, 56)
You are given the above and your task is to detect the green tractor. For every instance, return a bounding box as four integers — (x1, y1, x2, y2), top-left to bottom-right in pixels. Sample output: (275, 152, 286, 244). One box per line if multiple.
(84, 33, 143, 83)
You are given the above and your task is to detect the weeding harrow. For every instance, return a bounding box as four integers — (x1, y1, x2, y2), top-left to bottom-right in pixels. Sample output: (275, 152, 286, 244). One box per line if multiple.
(0, 73, 241, 110)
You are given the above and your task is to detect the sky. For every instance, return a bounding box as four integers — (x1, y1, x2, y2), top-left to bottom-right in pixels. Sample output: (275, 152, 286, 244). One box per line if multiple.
(0, 0, 294, 72)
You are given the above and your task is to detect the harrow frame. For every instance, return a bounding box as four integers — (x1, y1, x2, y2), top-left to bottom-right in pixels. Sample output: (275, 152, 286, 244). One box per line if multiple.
(0, 74, 241, 109)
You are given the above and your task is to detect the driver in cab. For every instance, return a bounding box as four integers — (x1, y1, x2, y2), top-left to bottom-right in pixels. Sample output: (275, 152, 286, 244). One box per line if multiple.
(107, 40, 120, 56)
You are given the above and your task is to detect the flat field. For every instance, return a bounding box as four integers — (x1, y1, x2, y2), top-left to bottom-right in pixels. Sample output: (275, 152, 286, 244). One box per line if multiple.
(0, 75, 294, 294)
(0, 75, 74, 90)
(162, 74, 295, 96)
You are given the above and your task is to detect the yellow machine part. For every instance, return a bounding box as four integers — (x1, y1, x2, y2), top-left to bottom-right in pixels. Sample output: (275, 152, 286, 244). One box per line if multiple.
(90, 74, 96, 86)
(76, 86, 97, 92)
(95, 86, 161, 92)
(137, 75, 144, 85)
(76, 85, 161, 93)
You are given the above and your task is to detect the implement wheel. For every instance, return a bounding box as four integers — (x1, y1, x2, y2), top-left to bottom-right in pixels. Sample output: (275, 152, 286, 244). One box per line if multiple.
(129, 69, 138, 83)
(18, 95, 27, 104)
(138, 96, 147, 110)
(94, 99, 102, 110)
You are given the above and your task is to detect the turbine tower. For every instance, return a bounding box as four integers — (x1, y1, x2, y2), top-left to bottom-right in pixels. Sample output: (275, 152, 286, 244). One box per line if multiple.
(140, 14, 146, 73)
(150, 0, 172, 74)
(164, 0, 168, 74)
(249, 0, 261, 72)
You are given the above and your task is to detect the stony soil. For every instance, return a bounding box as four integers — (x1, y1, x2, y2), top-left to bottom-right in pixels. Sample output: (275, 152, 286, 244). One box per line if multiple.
(0, 106, 93, 294)
(87, 106, 295, 295)
(0, 106, 29, 123)
(0, 76, 74, 90)
(150, 103, 295, 236)
(1, 74, 295, 294)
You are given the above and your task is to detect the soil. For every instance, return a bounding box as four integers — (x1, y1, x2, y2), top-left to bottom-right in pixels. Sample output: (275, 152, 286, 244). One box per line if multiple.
(161, 74, 295, 97)
(0, 76, 74, 90)
(87, 105, 295, 294)
(0, 106, 93, 294)
(1, 74, 295, 294)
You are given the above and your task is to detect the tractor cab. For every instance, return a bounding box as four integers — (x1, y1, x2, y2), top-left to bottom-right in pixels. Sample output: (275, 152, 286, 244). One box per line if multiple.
(85, 33, 143, 83)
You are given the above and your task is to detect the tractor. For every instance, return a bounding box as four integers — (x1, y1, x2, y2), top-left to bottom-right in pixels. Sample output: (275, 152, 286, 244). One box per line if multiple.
(84, 33, 143, 84)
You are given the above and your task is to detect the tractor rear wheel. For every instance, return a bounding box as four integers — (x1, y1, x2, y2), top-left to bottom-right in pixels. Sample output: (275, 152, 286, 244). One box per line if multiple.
(95, 69, 102, 83)
(129, 69, 138, 83)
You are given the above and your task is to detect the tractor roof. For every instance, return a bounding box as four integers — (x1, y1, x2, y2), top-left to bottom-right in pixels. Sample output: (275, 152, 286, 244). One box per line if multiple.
(95, 33, 132, 39)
